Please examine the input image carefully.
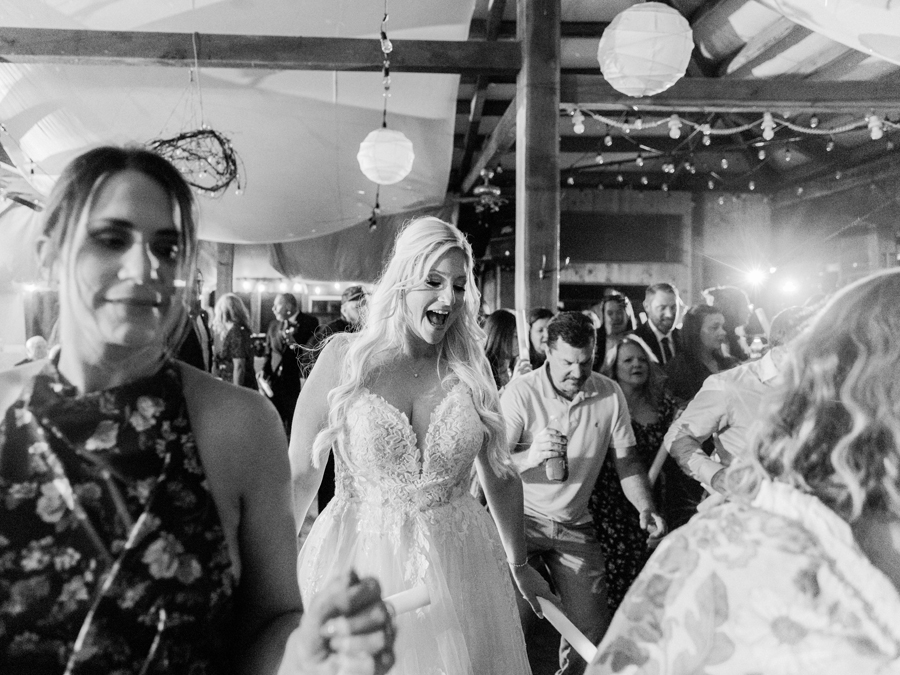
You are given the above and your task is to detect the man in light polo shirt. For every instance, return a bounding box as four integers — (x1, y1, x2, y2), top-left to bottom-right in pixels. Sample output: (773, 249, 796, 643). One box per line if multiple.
(501, 312, 665, 675)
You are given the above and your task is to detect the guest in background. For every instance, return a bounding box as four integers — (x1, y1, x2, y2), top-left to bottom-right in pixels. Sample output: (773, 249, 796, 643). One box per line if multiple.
(14, 335, 49, 365)
(484, 309, 531, 391)
(591, 291, 636, 371)
(588, 269, 900, 674)
(176, 269, 213, 372)
(527, 307, 554, 370)
(663, 304, 738, 529)
(633, 282, 680, 367)
(703, 284, 752, 362)
(260, 293, 318, 434)
(213, 292, 258, 390)
(665, 304, 736, 403)
(317, 284, 365, 340)
(664, 306, 807, 498)
(591, 335, 678, 611)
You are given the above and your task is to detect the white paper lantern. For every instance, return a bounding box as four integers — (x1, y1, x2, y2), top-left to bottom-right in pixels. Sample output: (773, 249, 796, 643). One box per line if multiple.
(357, 127, 415, 185)
(597, 2, 693, 98)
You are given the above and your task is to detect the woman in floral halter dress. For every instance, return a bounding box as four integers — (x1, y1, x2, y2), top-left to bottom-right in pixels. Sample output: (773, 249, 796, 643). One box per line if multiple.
(0, 146, 394, 675)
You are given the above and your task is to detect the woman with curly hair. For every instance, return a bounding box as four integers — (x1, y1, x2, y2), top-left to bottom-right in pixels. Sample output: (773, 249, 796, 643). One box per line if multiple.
(588, 269, 900, 673)
(290, 216, 551, 674)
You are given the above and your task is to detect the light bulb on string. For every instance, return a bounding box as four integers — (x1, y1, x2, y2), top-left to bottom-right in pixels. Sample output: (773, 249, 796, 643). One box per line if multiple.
(595, 153, 604, 165)
(616, 174, 624, 183)
(604, 134, 613, 147)
(748, 180, 756, 191)
(640, 175, 648, 185)
(635, 153, 644, 167)
(784, 147, 792, 162)
(868, 113, 884, 140)
(668, 114, 682, 139)
(661, 183, 669, 192)
(826, 139, 835, 152)
(572, 110, 586, 135)
(757, 148, 766, 160)
(707, 179, 715, 190)
(720, 158, 729, 169)
(809, 115, 819, 129)
(761, 112, 775, 141)
(566, 176, 575, 185)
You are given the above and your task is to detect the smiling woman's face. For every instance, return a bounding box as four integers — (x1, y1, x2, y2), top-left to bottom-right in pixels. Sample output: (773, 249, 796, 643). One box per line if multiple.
(62, 169, 182, 352)
(403, 248, 468, 346)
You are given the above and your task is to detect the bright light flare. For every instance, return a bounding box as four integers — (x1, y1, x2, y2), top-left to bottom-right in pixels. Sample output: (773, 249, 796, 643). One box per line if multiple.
(782, 279, 799, 295)
(745, 269, 767, 286)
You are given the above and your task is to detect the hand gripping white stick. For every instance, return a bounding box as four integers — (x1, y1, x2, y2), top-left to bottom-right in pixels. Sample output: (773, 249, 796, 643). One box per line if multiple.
(383, 583, 431, 615)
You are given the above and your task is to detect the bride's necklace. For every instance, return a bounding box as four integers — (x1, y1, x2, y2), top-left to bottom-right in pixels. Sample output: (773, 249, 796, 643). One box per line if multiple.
(404, 356, 434, 379)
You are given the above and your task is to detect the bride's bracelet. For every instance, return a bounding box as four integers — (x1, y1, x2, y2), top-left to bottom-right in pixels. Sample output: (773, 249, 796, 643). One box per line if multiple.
(507, 559, 530, 570)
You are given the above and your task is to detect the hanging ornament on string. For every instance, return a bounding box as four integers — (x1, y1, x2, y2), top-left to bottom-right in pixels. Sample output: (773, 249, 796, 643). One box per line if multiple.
(357, 11, 415, 186)
(147, 32, 244, 197)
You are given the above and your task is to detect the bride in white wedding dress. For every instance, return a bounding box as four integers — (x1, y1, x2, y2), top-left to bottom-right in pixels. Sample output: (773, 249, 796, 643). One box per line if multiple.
(289, 217, 550, 675)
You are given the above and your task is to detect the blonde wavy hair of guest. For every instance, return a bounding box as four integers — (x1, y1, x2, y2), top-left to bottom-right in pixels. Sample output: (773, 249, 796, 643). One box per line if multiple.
(727, 268, 900, 522)
(311, 217, 512, 478)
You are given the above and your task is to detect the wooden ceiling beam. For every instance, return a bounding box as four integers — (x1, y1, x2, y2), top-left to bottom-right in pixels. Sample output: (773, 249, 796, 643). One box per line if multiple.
(561, 75, 900, 113)
(468, 20, 609, 40)
(719, 19, 811, 79)
(0, 27, 521, 75)
(454, 132, 743, 154)
(457, 0, 509, 186)
(461, 95, 517, 194)
(773, 151, 900, 205)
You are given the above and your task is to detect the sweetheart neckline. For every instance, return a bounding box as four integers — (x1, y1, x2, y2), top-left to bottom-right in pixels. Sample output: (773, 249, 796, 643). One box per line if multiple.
(359, 381, 468, 458)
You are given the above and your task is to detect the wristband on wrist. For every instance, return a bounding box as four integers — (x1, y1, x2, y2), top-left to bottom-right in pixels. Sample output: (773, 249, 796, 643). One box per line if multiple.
(508, 559, 530, 570)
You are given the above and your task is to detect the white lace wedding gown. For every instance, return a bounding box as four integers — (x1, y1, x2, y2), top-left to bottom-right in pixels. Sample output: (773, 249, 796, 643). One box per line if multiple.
(297, 382, 532, 675)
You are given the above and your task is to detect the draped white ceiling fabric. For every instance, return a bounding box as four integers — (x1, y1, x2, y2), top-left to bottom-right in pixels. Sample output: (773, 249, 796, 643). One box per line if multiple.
(0, 0, 475, 244)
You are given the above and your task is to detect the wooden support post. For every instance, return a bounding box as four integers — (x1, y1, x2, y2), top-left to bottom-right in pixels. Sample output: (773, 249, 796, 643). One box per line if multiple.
(216, 242, 234, 306)
(515, 0, 560, 315)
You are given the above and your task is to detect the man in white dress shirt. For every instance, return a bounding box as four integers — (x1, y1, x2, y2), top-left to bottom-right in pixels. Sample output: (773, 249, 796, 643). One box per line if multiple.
(664, 306, 808, 494)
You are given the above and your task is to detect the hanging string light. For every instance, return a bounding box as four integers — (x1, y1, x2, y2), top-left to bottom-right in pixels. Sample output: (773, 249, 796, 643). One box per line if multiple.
(667, 114, 682, 139)
(357, 10, 415, 187)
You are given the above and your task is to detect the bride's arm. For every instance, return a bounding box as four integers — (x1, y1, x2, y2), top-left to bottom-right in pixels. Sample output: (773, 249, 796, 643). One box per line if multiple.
(288, 337, 343, 532)
(475, 448, 553, 616)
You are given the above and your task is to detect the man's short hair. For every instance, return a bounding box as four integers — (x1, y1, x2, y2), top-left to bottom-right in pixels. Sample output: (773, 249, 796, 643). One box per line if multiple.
(278, 292, 298, 311)
(547, 311, 596, 351)
(341, 285, 366, 304)
(645, 282, 679, 300)
(768, 306, 810, 348)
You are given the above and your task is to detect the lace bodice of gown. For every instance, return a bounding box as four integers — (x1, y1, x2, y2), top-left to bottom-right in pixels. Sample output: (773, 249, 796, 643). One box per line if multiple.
(337, 381, 485, 511)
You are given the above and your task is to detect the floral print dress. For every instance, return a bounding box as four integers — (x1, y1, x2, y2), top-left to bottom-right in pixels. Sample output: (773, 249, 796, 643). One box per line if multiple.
(589, 393, 677, 612)
(0, 361, 235, 675)
(588, 480, 900, 674)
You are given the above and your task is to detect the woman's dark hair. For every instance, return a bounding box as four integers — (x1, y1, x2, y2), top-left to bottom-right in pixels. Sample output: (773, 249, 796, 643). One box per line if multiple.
(679, 304, 727, 364)
(547, 311, 596, 351)
(484, 309, 518, 388)
(703, 285, 751, 360)
(527, 307, 554, 368)
(40, 145, 198, 355)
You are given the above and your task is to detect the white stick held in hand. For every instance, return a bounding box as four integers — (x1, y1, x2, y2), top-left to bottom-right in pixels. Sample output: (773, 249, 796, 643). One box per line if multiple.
(384, 583, 430, 616)
(537, 597, 598, 664)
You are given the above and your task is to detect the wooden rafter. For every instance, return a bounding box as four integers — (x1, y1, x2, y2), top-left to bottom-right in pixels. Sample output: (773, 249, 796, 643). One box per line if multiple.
(719, 19, 811, 79)
(460, 94, 518, 194)
(456, 0, 508, 189)
(0, 27, 521, 75)
(561, 75, 900, 113)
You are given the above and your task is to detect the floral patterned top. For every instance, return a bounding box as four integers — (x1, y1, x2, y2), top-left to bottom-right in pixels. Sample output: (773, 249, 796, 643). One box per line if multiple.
(587, 480, 900, 674)
(588, 392, 677, 612)
(215, 324, 257, 390)
(0, 361, 236, 675)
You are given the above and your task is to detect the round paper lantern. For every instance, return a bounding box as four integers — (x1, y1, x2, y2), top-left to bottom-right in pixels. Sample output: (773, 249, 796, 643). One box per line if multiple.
(357, 127, 415, 185)
(597, 2, 693, 98)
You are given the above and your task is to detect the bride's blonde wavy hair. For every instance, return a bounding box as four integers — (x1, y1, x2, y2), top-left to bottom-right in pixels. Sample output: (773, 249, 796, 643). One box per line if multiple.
(726, 268, 900, 522)
(311, 216, 513, 478)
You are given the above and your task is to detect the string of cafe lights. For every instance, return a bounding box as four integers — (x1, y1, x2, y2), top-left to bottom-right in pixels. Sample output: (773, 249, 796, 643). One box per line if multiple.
(562, 108, 899, 194)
